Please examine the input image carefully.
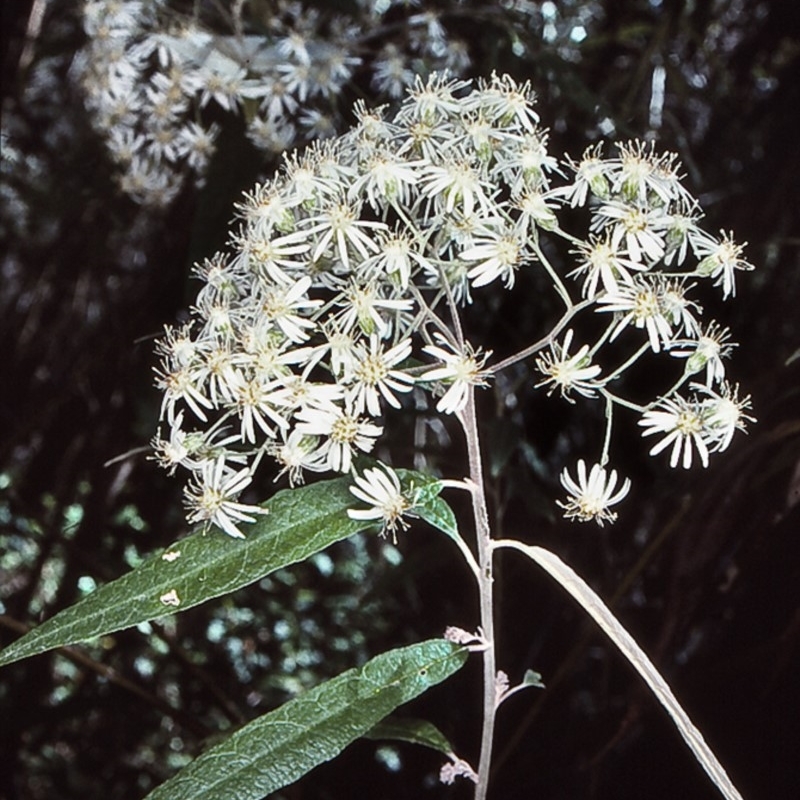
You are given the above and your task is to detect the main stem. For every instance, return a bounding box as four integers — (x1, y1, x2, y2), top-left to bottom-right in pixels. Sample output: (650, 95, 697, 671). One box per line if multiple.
(461, 387, 496, 800)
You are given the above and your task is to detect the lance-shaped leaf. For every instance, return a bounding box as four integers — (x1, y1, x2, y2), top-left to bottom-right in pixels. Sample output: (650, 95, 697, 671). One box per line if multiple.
(0, 471, 455, 668)
(144, 639, 467, 800)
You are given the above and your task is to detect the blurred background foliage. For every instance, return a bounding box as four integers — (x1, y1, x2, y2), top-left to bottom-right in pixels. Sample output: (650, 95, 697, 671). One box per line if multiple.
(1, 1, 799, 798)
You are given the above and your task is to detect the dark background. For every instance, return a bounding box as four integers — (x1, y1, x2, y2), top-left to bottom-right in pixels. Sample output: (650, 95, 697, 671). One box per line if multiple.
(2, 1, 799, 798)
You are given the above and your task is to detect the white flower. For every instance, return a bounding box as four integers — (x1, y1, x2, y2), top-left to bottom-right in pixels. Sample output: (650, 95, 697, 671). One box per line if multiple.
(197, 50, 246, 112)
(591, 199, 669, 264)
(639, 394, 711, 469)
(558, 459, 631, 526)
(305, 201, 387, 271)
(670, 322, 735, 386)
(335, 281, 413, 338)
(471, 73, 540, 133)
(320, 320, 359, 378)
(461, 228, 527, 289)
(495, 132, 558, 194)
(269, 429, 326, 486)
(360, 230, 432, 290)
(257, 276, 321, 343)
(156, 362, 214, 423)
(569, 234, 647, 299)
(151, 411, 193, 474)
(346, 334, 414, 416)
(228, 372, 289, 444)
(692, 230, 754, 300)
(695, 382, 755, 453)
(658, 278, 701, 337)
(559, 143, 610, 207)
(422, 160, 491, 218)
(183, 458, 268, 539)
(421, 334, 491, 414)
(295, 403, 383, 473)
(612, 141, 690, 205)
(371, 43, 414, 100)
(663, 210, 704, 268)
(152, 417, 243, 476)
(511, 188, 560, 233)
(178, 121, 219, 172)
(596, 278, 675, 353)
(401, 72, 470, 122)
(535, 329, 603, 401)
(236, 180, 296, 236)
(349, 150, 422, 211)
(242, 230, 311, 286)
(347, 464, 413, 542)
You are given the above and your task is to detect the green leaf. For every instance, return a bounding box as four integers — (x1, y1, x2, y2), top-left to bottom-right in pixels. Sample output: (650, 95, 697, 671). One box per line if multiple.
(0, 476, 366, 667)
(522, 668, 545, 689)
(364, 716, 454, 756)
(144, 639, 467, 800)
(397, 470, 458, 540)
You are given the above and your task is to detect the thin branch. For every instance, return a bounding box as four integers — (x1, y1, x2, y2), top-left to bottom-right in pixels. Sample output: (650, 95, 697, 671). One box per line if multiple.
(488, 299, 592, 374)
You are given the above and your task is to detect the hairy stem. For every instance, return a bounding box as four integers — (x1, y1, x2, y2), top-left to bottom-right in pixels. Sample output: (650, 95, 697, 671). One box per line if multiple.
(460, 387, 496, 800)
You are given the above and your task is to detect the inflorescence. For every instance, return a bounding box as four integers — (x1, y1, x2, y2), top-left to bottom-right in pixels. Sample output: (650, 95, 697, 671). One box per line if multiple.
(152, 72, 754, 536)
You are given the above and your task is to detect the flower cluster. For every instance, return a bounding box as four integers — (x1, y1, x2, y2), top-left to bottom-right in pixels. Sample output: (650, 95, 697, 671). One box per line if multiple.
(542, 142, 754, 522)
(75, 0, 563, 207)
(153, 73, 753, 536)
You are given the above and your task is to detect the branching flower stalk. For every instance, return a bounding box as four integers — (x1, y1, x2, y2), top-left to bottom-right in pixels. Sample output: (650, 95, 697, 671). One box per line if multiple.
(152, 73, 754, 798)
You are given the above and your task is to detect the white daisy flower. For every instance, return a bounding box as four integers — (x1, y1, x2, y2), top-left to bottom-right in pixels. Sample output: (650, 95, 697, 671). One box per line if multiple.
(558, 459, 631, 526)
(535, 329, 603, 401)
(347, 464, 413, 542)
(461, 228, 527, 289)
(670, 322, 735, 386)
(346, 334, 414, 416)
(230, 374, 289, 444)
(591, 199, 669, 264)
(639, 394, 712, 469)
(295, 403, 383, 473)
(257, 276, 321, 343)
(695, 382, 755, 453)
(422, 160, 492, 218)
(241, 230, 311, 286)
(569, 234, 647, 299)
(156, 362, 214, 424)
(421, 334, 491, 414)
(269, 429, 326, 487)
(184, 458, 268, 539)
(335, 281, 413, 338)
(596, 277, 675, 353)
(692, 230, 754, 300)
(305, 201, 387, 271)
(558, 143, 611, 207)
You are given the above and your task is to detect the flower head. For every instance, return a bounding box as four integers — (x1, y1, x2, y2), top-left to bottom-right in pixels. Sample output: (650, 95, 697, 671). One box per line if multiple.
(558, 459, 631, 526)
(535, 329, 602, 401)
(693, 230, 754, 299)
(183, 457, 268, 539)
(347, 464, 413, 542)
(639, 394, 711, 469)
(695, 381, 755, 453)
(421, 334, 491, 414)
(596, 277, 675, 353)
